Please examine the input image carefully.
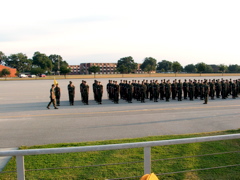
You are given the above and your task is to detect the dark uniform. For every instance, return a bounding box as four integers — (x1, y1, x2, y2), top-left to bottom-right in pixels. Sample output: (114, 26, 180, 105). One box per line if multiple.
(153, 81, 159, 102)
(231, 80, 237, 99)
(82, 81, 89, 105)
(221, 80, 227, 99)
(215, 80, 221, 98)
(188, 80, 194, 101)
(140, 82, 147, 103)
(68, 81, 75, 105)
(159, 80, 165, 100)
(113, 81, 120, 103)
(127, 81, 133, 103)
(171, 80, 177, 100)
(93, 80, 98, 102)
(177, 80, 182, 101)
(183, 79, 188, 99)
(55, 84, 61, 106)
(165, 80, 171, 102)
(203, 81, 209, 104)
(96, 82, 103, 104)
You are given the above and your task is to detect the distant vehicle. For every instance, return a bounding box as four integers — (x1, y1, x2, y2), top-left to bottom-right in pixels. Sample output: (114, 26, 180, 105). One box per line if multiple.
(19, 74, 28, 78)
(29, 74, 36, 78)
(39, 74, 46, 77)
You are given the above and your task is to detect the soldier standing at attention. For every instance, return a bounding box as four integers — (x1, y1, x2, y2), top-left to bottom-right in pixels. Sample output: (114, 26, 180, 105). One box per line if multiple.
(93, 80, 98, 102)
(231, 80, 237, 99)
(203, 80, 210, 104)
(107, 80, 112, 100)
(83, 81, 89, 105)
(127, 81, 133, 103)
(145, 80, 149, 99)
(177, 80, 183, 101)
(165, 80, 171, 102)
(171, 80, 177, 100)
(199, 80, 204, 100)
(96, 81, 103, 104)
(113, 81, 120, 104)
(80, 80, 84, 103)
(183, 79, 188, 99)
(215, 79, 221, 98)
(149, 80, 153, 101)
(209, 79, 215, 100)
(47, 84, 58, 109)
(188, 80, 194, 101)
(193, 79, 199, 99)
(68, 81, 75, 105)
(140, 81, 147, 103)
(221, 80, 226, 99)
(159, 80, 165, 100)
(55, 83, 61, 106)
(153, 80, 159, 102)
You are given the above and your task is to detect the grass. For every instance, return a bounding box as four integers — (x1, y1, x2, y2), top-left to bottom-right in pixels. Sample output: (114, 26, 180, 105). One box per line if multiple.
(1, 129, 240, 180)
(1, 73, 240, 81)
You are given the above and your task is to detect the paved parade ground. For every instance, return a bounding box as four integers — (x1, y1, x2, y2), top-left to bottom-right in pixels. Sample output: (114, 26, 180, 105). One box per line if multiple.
(0, 76, 240, 148)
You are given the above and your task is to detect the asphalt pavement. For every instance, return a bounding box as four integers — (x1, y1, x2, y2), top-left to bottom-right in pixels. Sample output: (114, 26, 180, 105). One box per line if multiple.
(0, 76, 240, 148)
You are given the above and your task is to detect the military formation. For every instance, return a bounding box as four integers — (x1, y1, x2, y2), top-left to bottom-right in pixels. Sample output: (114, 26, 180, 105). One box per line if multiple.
(47, 78, 240, 109)
(107, 78, 240, 105)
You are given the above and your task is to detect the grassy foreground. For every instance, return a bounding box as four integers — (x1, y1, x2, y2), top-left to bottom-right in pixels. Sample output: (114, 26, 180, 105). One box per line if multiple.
(1, 129, 240, 180)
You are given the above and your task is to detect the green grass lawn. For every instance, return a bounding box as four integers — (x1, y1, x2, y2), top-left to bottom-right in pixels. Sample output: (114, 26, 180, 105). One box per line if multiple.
(1, 129, 240, 180)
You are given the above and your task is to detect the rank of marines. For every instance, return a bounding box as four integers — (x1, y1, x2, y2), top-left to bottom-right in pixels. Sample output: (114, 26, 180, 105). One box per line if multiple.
(47, 78, 240, 108)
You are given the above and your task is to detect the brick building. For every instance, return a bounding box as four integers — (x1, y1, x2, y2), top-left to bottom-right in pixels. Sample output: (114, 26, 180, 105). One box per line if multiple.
(0, 65, 17, 77)
(68, 65, 81, 74)
(79, 63, 143, 74)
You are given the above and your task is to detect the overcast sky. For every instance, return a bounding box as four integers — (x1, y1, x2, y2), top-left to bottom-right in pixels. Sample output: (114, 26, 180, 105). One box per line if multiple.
(1, 0, 239, 66)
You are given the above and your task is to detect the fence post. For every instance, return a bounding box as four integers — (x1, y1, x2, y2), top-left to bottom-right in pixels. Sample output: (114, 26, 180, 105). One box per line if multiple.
(144, 147, 151, 174)
(16, 155, 25, 180)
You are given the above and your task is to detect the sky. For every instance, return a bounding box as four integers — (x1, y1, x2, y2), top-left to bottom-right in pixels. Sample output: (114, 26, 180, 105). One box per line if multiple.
(1, 0, 240, 66)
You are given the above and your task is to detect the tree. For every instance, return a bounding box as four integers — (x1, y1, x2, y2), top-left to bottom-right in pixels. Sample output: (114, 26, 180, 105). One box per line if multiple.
(60, 65, 71, 78)
(228, 64, 240, 73)
(117, 56, 137, 74)
(156, 60, 172, 72)
(205, 65, 213, 73)
(30, 67, 45, 76)
(218, 64, 228, 74)
(172, 61, 182, 73)
(140, 57, 157, 73)
(0, 51, 7, 65)
(1, 68, 10, 80)
(195, 62, 207, 73)
(88, 65, 100, 78)
(184, 64, 196, 73)
(32, 51, 52, 73)
(49, 54, 68, 74)
(5, 53, 32, 72)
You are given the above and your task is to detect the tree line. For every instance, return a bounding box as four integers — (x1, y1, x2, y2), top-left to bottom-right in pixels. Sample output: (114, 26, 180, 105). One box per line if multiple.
(0, 51, 70, 76)
(1, 51, 240, 76)
(115, 56, 240, 74)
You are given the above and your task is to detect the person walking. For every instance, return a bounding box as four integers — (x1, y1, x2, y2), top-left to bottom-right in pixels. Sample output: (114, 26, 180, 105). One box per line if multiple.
(47, 84, 58, 109)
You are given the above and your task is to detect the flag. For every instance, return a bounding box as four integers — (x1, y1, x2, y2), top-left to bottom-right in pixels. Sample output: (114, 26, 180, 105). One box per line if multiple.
(54, 77, 58, 86)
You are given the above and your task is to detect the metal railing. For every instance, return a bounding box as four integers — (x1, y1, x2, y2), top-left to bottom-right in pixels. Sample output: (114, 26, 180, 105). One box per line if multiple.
(0, 133, 240, 180)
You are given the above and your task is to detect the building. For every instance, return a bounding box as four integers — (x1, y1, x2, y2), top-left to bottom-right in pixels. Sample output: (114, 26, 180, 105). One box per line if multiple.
(80, 63, 117, 74)
(0, 65, 17, 77)
(68, 65, 81, 74)
(79, 63, 144, 74)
